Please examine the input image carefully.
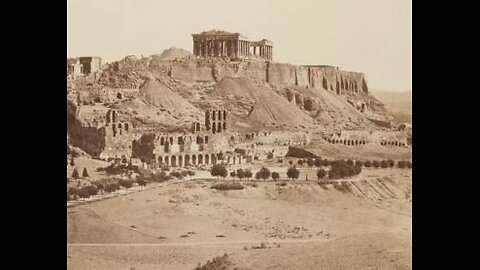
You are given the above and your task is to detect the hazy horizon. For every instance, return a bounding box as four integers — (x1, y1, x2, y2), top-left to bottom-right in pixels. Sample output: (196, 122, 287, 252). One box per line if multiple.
(67, 0, 411, 92)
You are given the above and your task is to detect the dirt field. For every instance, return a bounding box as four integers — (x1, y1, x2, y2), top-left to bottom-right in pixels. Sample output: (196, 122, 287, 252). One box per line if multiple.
(67, 168, 412, 269)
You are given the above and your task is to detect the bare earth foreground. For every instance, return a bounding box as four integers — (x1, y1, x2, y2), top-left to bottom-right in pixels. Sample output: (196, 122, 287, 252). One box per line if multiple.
(67, 168, 412, 270)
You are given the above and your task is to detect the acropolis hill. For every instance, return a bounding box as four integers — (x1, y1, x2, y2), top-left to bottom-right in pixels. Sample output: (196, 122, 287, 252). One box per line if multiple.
(67, 30, 410, 163)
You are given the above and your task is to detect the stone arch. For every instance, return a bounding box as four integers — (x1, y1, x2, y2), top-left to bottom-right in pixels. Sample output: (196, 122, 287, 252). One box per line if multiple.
(164, 141, 170, 153)
(198, 154, 203, 165)
(164, 156, 170, 166)
(178, 137, 184, 145)
(205, 135, 209, 144)
(124, 123, 129, 132)
(217, 110, 222, 120)
(192, 155, 197, 165)
(158, 156, 163, 165)
(196, 136, 204, 144)
(196, 122, 201, 132)
(169, 137, 173, 145)
(212, 110, 216, 120)
(178, 155, 183, 167)
(112, 110, 117, 122)
(160, 137, 165, 145)
(118, 123, 123, 135)
(212, 122, 216, 134)
(171, 156, 177, 167)
(205, 154, 210, 165)
(112, 125, 117, 137)
(343, 140, 347, 145)
(223, 110, 227, 120)
(185, 155, 190, 166)
(206, 110, 210, 120)
(223, 122, 226, 130)
(217, 122, 222, 132)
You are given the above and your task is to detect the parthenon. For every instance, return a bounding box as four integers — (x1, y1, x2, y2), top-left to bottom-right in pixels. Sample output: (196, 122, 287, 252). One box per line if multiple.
(192, 30, 273, 61)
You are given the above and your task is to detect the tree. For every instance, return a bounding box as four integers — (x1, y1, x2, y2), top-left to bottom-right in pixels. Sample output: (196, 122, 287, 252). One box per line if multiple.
(314, 158, 323, 167)
(347, 159, 354, 166)
(105, 183, 120, 193)
(236, 169, 245, 180)
(288, 160, 294, 165)
(380, 160, 389, 168)
(287, 166, 300, 180)
(397, 160, 405, 168)
(372, 160, 380, 168)
(118, 179, 133, 189)
(211, 164, 228, 179)
(355, 160, 364, 167)
(364, 160, 372, 168)
(244, 170, 253, 179)
(388, 159, 395, 168)
(323, 159, 331, 166)
(256, 167, 271, 181)
(136, 179, 147, 189)
(317, 169, 327, 180)
(297, 159, 304, 166)
(230, 171, 236, 178)
(307, 158, 315, 168)
(82, 168, 89, 178)
(72, 168, 80, 179)
(271, 172, 280, 181)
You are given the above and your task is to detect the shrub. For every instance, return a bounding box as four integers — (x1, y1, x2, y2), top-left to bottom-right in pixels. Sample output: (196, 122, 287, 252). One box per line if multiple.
(397, 160, 405, 168)
(355, 160, 364, 167)
(317, 169, 327, 180)
(136, 178, 147, 187)
(151, 171, 172, 182)
(388, 159, 395, 167)
(170, 171, 183, 179)
(255, 167, 271, 180)
(297, 159, 304, 166)
(211, 182, 244, 190)
(288, 160, 294, 165)
(364, 160, 372, 168)
(82, 168, 89, 178)
(69, 158, 75, 167)
(380, 160, 389, 168)
(181, 171, 189, 177)
(277, 181, 287, 186)
(104, 183, 120, 192)
(72, 168, 80, 179)
(323, 159, 331, 166)
(230, 171, 236, 178)
(372, 160, 380, 168)
(210, 164, 228, 178)
(271, 172, 280, 181)
(287, 166, 300, 180)
(236, 169, 245, 180)
(244, 170, 253, 179)
(188, 170, 195, 176)
(118, 179, 133, 189)
(267, 152, 274, 159)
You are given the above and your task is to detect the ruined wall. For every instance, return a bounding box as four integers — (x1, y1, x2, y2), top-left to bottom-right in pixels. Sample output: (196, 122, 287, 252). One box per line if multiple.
(267, 63, 296, 85)
(169, 60, 215, 82)
(325, 130, 408, 147)
(295, 66, 310, 87)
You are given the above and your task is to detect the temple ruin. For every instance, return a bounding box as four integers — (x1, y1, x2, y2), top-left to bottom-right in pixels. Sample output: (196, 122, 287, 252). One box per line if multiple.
(192, 30, 273, 61)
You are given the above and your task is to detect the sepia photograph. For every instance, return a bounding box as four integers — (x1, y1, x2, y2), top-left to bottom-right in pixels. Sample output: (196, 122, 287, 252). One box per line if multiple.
(67, 0, 412, 269)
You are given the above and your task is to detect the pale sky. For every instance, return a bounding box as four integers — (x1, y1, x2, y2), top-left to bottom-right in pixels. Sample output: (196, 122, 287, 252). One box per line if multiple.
(67, 0, 411, 91)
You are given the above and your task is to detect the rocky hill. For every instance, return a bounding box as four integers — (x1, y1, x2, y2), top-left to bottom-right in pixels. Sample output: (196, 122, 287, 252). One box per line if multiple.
(68, 48, 395, 134)
(370, 90, 412, 124)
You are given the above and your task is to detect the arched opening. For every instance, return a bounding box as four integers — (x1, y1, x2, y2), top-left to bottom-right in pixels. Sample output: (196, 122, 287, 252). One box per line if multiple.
(223, 110, 227, 120)
(198, 154, 203, 164)
(233, 157, 236, 164)
(196, 122, 201, 131)
(164, 156, 170, 166)
(125, 123, 129, 132)
(112, 111, 117, 122)
(160, 137, 165, 145)
(223, 122, 226, 130)
(118, 123, 123, 135)
(206, 121, 211, 131)
(192, 155, 197, 165)
(164, 141, 170, 153)
(117, 92, 122, 99)
(343, 140, 347, 145)
(178, 155, 183, 167)
(204, 136, 209, 144)
(217, 110, 222, 120)
(169, 137, 173, 145)
(217, 122, 222, 132)
(212, 122, 216, 134)
(213, 111, 216, 120)
(206, 110, 210, 120)
(185, 155, 190, 166)
(196, 136, 204, 144)
(158, 156, 163, 165)
(112, 125, 117, 137)
(171, 156, 177, 167)
(205, 154, 210, 165)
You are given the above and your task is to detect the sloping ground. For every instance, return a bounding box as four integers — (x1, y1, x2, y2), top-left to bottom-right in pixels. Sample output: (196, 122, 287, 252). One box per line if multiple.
(370, 90, 412, 124)
(68, 168, 411, 269)
(153, 47, 192, 61)
(210, 77, 317, 131)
